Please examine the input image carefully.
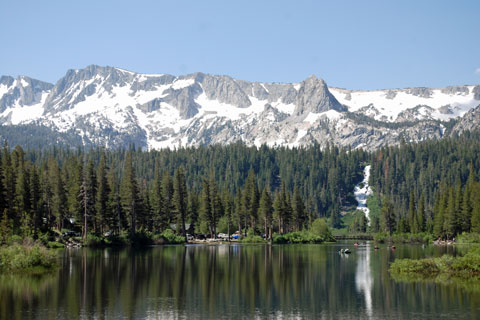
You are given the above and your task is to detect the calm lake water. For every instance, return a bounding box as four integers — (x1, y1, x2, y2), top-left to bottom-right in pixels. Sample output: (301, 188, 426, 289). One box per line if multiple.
(0, 242, 478, 319)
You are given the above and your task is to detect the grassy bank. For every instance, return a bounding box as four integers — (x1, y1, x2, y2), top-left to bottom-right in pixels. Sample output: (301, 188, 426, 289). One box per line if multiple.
(0, 243, 58, 273)
(389, 246, 480, 282)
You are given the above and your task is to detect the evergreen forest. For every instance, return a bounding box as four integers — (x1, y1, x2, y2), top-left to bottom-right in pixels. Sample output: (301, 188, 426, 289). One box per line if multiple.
(2, 131, 480, 244)
(0, 141, 367, 243)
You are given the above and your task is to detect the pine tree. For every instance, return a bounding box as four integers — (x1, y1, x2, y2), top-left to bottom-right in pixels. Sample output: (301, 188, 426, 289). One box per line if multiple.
(85, 160, 97, 231)
(221, 189, 233, 240)
(242, 169, 259, 232)
(107, 168, 123, 233)
(0, 209, 11, 245)
(188, 192, 200, 236)
(96, 152, 110, 234)
(381, 198, 396, 235)
(161, 172, 174, 226)
(152, 160, 165, 232)
(258, 187, 273, 239)
(49, 159, 66, 231)
(30, 165, 42, 237)
(120, 152, 140, 236)
(14, 161, 31, 232)
(443, 187, 457, 239)
(470, 182, 480, 232)
(407, 190, 416, 233)
(416, 193, 425, 233)
(291, 185, 306, 231)
(273, 182, 289, 234)
(200, 178, 213, 236)
(2, 142, 16, 226)
(173, 167, 188, 239)
(67, 159, 83, 230)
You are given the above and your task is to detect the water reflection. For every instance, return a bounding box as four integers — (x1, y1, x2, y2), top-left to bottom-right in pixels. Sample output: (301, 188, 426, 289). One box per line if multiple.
(0, 243, 479, 319)
(355, 243, 373, 318)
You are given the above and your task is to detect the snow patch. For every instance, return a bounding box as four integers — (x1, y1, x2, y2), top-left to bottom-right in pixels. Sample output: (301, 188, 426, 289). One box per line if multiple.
(195, 93, 264, 121)
(304, 110, 342, 123)
(0, 84, 9, 98)
(171, 79, 195, 90)
(330, 86, 479, 122)
(20, 77, 29, 87)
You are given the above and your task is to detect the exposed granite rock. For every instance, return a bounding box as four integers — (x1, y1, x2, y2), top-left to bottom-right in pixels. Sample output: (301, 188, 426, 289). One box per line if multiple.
(194, 73, 251, 108)
(407, 87, 432, 98)
(294, 75, 346, 115)
(441, 86, 469, 95)
(451, 105, 480, 134)
(385, 90, 397, 99)
(0, 76, 53, 112)
(473, 86, 480, 100)
(438, 104, 453, 115)
(161, 84, 202, 119)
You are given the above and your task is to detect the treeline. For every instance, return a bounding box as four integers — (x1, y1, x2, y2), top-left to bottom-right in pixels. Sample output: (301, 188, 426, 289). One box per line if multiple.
(0, 142, 367, 241)
(369, 131, 480, 238)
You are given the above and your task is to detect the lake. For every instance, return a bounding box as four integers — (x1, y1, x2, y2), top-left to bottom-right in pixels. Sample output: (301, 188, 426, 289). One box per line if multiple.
(0, 242, 478, 319)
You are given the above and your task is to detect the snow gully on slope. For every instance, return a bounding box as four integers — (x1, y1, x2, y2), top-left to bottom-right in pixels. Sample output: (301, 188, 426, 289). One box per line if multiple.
(354, 165, 372, 225)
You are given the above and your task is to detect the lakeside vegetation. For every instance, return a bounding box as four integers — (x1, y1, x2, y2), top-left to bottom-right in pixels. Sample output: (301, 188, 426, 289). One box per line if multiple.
(389, 246, 480, 286)
(0, 242, 57, 273)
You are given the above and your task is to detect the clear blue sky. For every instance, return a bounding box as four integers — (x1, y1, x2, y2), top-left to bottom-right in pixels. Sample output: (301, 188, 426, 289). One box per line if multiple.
(1, 0, 479, 90)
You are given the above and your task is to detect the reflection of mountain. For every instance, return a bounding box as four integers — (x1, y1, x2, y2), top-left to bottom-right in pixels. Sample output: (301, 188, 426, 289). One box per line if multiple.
(355, 243, 373, 318)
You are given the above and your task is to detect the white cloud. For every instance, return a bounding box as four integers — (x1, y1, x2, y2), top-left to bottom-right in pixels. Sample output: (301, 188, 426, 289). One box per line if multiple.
(476, 68, 480, 74)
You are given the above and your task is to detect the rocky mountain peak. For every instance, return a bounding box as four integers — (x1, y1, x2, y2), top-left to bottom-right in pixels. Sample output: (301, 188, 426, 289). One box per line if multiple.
(294, 75, 346, 115)
(0, 75, 53, 112)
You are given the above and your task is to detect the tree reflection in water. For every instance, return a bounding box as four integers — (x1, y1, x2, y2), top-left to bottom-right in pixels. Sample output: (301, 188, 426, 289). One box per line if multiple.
(0, 243, 479, 319)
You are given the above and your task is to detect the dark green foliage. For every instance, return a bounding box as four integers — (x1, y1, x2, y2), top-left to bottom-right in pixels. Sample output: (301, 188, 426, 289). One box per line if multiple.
(0, 243, 57, 273)
(370, 132, 480, 238)
(240, 235, 265, 243)
(3, 130, 480, 242)
(173, 167, 188, 238)
(258, 188, 273, 239)
(389, 246, 480, 280)
(381, 199, 396, 235)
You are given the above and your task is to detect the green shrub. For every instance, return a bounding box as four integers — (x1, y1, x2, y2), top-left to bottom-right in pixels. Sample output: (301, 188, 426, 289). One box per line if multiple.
(8, 235, 23, 245)
(104, 233, 129, 246)
(0, 244, 58, 272)
(310, 218, 333, 238)
(240, 235, 265, 243)
(374, 232, 389, 243)
(389, 258, 440, 276)
(130, 232, 154, 246)
(457, 232, 480, 244)
(390, 247, 480, 281)
(85, 234, 104, 247)
(157, 229, 184, 244)
(47, 241, 65, 248)
(273, 231, 326, 244)
(392, 232, 432, 244)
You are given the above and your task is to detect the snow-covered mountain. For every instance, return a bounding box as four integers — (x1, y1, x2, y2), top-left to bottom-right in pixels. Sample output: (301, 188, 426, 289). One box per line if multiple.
(1, 65, 479, 150)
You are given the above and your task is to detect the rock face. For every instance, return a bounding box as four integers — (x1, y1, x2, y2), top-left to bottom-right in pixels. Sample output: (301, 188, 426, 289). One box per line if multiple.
(0, 75, 53, 112)
(0, 65, 479, 150)
(451, 105, 480, 134)
(294, 75, 346, 115)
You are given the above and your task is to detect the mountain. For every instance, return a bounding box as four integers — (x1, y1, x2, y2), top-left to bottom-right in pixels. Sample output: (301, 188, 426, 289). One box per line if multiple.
(0, 65, 479, 150)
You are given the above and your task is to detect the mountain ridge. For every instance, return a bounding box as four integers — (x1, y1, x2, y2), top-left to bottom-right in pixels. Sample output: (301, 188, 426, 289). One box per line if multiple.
(0, 65, 479, 150)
